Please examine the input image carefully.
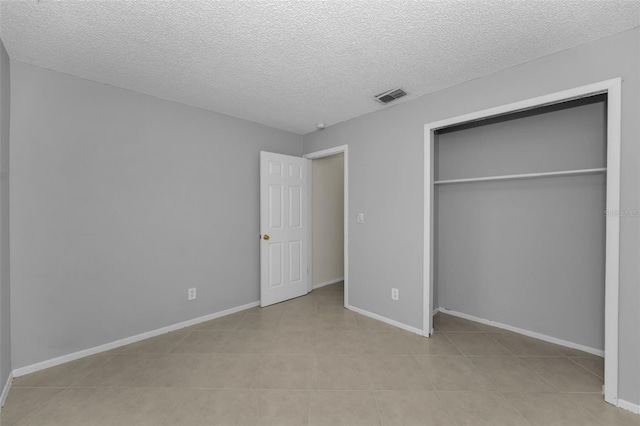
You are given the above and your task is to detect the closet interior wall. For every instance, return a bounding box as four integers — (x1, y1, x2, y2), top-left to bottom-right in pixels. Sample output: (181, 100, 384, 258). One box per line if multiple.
(434, 95, 607, 352)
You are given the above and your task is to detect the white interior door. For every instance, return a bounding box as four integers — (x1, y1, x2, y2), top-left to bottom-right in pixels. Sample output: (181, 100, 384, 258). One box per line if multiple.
(260, 151, 308, 307)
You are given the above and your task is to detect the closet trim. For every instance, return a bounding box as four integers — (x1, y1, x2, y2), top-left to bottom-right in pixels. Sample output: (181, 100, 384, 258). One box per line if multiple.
(423, 78, 622, 407)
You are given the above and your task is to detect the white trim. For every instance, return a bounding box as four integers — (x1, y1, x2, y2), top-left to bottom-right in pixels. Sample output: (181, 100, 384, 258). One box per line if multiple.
(617, 399, 640, 415)
(424, 78, 622, 405)
(312, 277, 344, 290)
(424, 80, 617, 132)
(0, 371, 12, 410)
(304, 145, 348, 159)
(347, 304, 424, 335)
(12, 301, 259, 377)
(431, 307, 441, 335)
(439, 308, 604, 357)
(603, 79, 621, 407)
(305, 158, 313, 294)
(433, 167, 606, 185)
(423, 129, 435, 336)
(304, 145, 349, 308)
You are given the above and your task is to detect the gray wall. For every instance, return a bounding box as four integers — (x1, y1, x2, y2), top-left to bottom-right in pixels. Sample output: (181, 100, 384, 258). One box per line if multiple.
(436, 99, 606, 351)
(0, 38, 11, 394)
(303, 28, 640, 405)
(10, 61, 303, 368)
(312, 153, 344, 286)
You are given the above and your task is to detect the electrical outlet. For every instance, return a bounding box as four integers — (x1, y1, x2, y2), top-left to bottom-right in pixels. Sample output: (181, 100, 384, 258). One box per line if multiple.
(391, 288, 399, 301)
(187, 287, 197, 301)
(357, 213, 365, 224)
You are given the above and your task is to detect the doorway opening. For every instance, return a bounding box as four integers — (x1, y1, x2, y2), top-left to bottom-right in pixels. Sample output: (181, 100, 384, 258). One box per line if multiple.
(304, 145, 349, 307)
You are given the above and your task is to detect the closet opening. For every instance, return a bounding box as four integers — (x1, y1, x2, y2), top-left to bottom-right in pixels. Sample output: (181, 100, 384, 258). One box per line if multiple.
(424, 79, 621, 406)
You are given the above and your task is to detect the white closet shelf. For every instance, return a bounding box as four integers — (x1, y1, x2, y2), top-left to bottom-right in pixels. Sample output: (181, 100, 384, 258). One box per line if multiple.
(434, 167, 606, 185)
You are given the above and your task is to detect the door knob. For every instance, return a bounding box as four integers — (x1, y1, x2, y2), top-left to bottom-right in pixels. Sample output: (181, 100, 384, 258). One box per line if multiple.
(263, 235, 270, 240)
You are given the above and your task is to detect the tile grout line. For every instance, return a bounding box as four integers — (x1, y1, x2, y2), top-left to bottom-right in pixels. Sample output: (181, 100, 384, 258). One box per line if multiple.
(482, 330, 519, 357)
(412, 325, 466, 424)
(442, 317, 605, 425)
(432, 391, 461, 426)
(566, 356, 605, 381)
(262, 312, 285, 353)
(308, 287, 338, 425)
(515, 354, 603, 396)
(449, 326, 550, 425)
(165, 328, 197, 353)
(122, 329, 197, 389)
(371, 390, 384, 426)
(474, 336, 535, 426)
(479, 326, 577, 420)
(560, 358, 609, 425)
(441, 328, 534, 425)
(496, 391, 534, 426)
(513, 355, 566, 395)
(406, 335, 437, 392)
(2, 387, 68, 426)
(407, 332, 461, 426)
(306, 373, 313, 426)
(64, 350, 122, 389)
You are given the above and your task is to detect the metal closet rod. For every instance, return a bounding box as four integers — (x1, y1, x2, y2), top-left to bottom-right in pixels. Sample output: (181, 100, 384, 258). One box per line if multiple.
(433, 167, 607, 185)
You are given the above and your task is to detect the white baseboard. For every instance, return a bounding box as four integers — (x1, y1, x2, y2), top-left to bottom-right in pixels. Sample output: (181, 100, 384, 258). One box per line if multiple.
(13, 301, 260, 377)
(312, 277, 344, 290)
(0, 371, 13, 411)
(618, 398, 640, 415)
(347, 304, 424, 336)
(438, 308, 604, 357)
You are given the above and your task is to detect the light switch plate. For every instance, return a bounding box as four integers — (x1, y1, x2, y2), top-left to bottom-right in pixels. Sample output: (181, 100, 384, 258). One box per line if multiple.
(357, 213, 365, 224)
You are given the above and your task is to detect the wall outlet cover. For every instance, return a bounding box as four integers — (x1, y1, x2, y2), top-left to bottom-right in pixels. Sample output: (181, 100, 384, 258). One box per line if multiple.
(188, 288, 197, 301)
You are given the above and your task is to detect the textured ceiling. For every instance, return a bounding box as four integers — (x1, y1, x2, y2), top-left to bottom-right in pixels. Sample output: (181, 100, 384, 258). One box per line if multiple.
(1, 1, 639, 134)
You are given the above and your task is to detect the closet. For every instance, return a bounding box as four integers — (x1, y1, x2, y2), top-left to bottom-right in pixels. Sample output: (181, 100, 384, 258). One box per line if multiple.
(433, 95, 607, 353)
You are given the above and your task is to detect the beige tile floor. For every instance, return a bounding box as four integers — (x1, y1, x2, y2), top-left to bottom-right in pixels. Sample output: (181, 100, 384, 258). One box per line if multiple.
(1, 282, 638, 425)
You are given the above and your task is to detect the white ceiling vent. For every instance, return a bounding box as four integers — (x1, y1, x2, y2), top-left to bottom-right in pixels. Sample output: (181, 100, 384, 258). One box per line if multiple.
(374, 88, 407, 104)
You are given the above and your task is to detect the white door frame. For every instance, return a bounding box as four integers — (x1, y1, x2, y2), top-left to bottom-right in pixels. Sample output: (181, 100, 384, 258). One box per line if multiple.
(423, 78, 621, 406)
(304, 145, 349, 307)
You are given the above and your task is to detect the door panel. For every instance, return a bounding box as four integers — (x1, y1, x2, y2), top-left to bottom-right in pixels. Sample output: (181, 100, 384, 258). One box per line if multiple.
(260, 152, 308, 306)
